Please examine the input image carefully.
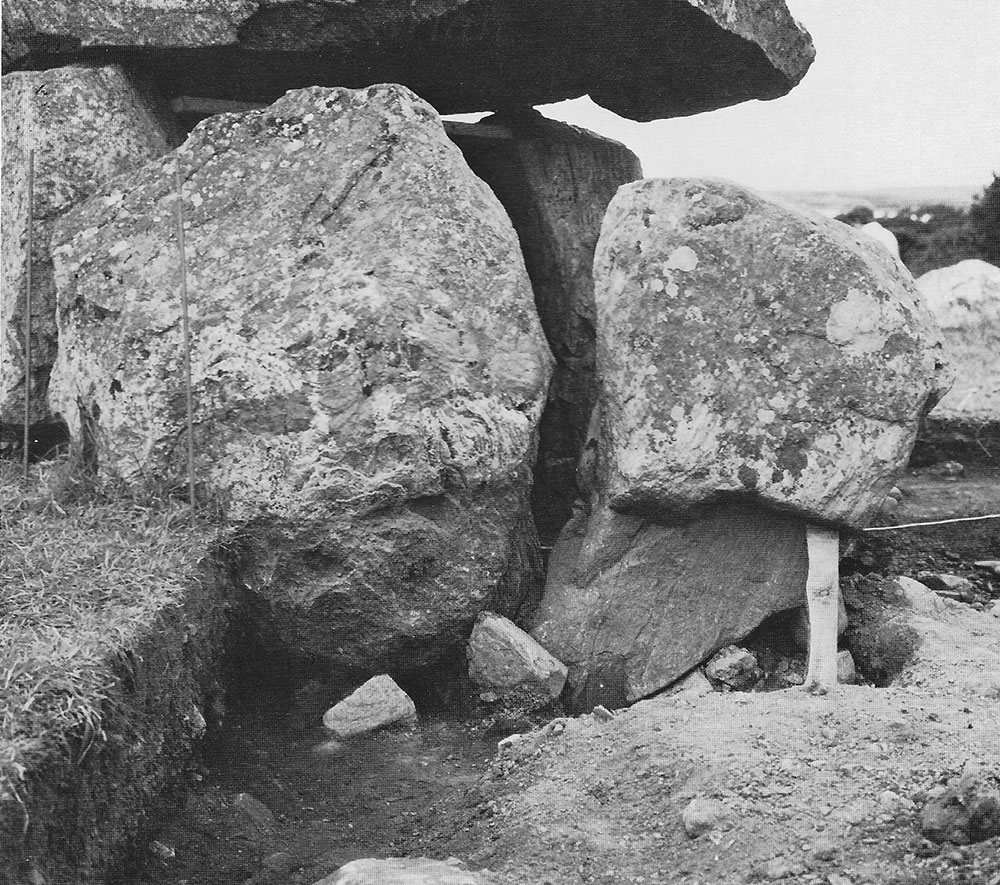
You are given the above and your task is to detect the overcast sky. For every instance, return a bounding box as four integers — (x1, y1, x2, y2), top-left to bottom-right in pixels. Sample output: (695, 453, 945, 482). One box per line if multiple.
(535, 0, 1000, 193)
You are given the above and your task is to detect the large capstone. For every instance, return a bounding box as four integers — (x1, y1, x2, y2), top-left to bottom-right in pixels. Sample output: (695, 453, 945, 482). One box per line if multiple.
(49, 83, 553, 673)
(453, 110, 642, 543)
(593, 178, 950, 528)
(1, 64, 175, 426)
(4, 1, 814, 123)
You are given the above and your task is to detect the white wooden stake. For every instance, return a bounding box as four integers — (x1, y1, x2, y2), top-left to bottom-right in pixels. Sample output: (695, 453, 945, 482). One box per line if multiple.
(803, 524, 840, 693)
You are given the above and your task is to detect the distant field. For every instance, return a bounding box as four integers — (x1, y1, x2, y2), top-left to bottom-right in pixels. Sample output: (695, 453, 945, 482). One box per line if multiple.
(768, 185, 981, 217)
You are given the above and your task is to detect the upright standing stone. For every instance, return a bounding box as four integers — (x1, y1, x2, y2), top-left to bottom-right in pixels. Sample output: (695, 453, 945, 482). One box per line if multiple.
(532, 179, 950, 707)
(1, 64, 175, 426)
(454, 110, 642, 542)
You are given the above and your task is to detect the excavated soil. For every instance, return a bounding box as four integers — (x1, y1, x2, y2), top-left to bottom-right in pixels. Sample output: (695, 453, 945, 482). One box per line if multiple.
(136, 451, 999, 885)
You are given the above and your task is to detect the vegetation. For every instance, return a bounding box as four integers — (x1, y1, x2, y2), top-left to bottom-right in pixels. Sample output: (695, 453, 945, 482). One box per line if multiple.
(0, 458, 211, 802)
(837, 173, 1000, 278)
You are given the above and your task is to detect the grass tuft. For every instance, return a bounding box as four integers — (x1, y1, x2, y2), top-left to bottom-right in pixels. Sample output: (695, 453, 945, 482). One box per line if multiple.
(0, 457, 216, 801)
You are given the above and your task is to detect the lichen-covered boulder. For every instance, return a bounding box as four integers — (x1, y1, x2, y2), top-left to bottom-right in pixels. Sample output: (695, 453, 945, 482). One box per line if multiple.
(1, 64, 175, 425)
(594, 178, 950, 528)
(916, 259, 1000, 418)
(3, 0, 814, 123)
(50, 83, 552, 673)
(453, 110, 642, 543)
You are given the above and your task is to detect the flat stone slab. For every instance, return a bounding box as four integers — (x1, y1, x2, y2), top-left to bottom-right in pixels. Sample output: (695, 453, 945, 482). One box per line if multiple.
(531, 500, 809, 710)
(4, 1, 814, 123)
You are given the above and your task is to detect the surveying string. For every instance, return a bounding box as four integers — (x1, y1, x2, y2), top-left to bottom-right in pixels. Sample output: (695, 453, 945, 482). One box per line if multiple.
(174, 161, 197, 518)
(22, 149, 35, 483)
(863, 513, 1000, 532)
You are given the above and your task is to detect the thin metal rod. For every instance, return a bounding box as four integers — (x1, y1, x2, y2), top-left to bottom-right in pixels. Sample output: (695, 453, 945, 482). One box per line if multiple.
(863, 513, 1000, 532)
(22, 149, 34, 482)
(173, 161, 196, 517)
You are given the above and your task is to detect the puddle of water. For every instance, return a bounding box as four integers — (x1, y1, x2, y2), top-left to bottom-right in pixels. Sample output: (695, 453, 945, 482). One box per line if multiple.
(136, 712, 496, 885)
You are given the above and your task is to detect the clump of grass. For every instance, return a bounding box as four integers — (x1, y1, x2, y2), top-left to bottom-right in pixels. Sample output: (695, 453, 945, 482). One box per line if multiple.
(0, 457, 216, 802)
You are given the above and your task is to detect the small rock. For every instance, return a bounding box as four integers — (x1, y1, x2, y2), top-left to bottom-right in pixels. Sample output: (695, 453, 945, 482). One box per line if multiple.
(880, 496, 899, 513)
(149, 840, 175, 860)
(887, 486, 903, 500)
(234, 792, 275, 831)
(667, 669, 715, 698)
(312, 738, 346, 755)
(927, 460, 964, 477)
(764, 857, 805, 880)
(987, 600, 1000, 619)
(323, 675, 417, 738)
(682, 796, 734, 838)
(916, 572, 977, 602)
(921, 770, 1000, 844)
(832, 797, 872, 825)
(262, 851, 294, 872)
(704, 646, 762, 690)
(879, 789, 914, 815)
(836, 650, 856, 684)
(591, 704, 616, 722)
(314, 856, 490, 884)
(973, 560, 1000, 578)
(467, 612, 568, 706)
(810, 836, 839, 861)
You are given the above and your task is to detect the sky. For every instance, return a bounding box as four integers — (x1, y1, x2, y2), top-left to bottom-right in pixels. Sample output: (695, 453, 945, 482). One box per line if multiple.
(531, 0, 1000, 193)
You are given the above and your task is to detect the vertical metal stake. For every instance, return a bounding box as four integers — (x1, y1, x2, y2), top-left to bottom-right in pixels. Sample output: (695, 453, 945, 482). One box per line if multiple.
(174, 161, 197, 519)
(22, 149, 35, 483)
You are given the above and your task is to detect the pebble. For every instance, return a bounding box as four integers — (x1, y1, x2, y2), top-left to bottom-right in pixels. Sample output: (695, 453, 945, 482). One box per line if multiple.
(927, 460, 964, 477)
(234, 792, 275, 831)
(763, 857, 806, 880)
(811, 836, 839, 861)
(973, 560, 1000, 577)
(682, 796, 734, 838)
(149, 840, 175, 860)
(704, 646, 762, 690)
(916, 572, 977, 602)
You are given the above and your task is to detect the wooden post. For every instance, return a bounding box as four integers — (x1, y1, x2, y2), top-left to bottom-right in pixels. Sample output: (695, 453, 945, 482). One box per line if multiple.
(22, 149, 34, 482)
(803, 523, 840, 693)
(173, 161, 196, 518)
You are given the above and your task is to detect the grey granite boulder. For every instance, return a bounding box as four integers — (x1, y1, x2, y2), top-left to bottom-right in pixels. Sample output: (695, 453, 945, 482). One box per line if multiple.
(50, 83, 552, 674)
(594, 178, 950, 528)
(1, 64, 175, 425)
(454, 110, 643, 543)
